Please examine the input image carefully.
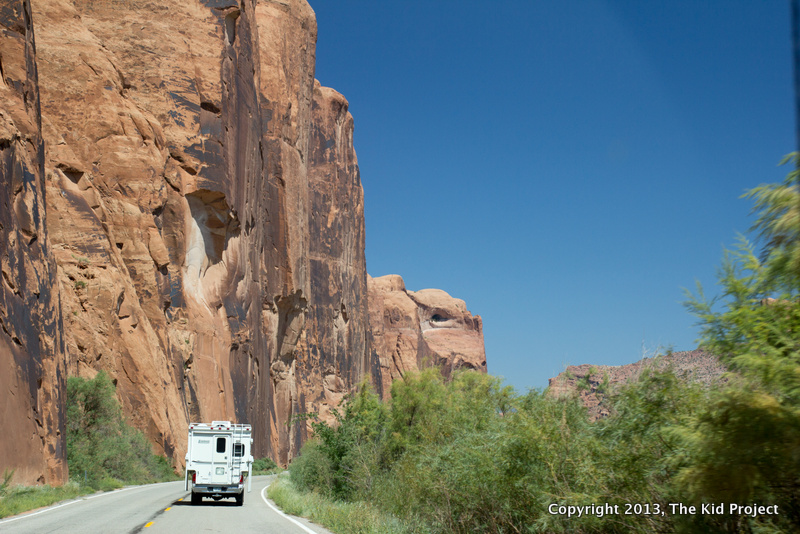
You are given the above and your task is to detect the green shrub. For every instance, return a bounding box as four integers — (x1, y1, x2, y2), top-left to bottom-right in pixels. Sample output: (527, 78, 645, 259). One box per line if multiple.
(0, 469, 12, 496)
(66, 371, 177, 489)
(252, 457, 279, 475)
(291, 379, 388, 501)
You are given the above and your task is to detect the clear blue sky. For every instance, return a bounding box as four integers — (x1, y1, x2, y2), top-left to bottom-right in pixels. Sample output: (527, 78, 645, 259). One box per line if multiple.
(311, 1, 795, 392)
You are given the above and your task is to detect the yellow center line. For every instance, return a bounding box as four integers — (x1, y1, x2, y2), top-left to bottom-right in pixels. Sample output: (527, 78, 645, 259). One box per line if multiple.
(145, 521, 154, 528)
(178, 498, 183, 501)
(165, 507, 171, 511)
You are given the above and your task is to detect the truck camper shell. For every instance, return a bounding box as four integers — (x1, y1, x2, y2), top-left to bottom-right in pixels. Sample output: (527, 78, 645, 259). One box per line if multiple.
(185, 421, 253, 505)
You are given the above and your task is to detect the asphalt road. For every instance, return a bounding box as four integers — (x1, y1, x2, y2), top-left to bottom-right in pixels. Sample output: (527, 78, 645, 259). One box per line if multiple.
(0, 475, 334, 534)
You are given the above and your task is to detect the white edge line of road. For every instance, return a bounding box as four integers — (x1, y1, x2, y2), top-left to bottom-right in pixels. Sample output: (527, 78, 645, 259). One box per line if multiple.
(260, 484, 318, 534)
(0, 480, 178, 525)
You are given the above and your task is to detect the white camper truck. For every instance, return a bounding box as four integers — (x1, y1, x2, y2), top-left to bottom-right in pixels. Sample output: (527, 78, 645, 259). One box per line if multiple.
(185, 421, 253, 505)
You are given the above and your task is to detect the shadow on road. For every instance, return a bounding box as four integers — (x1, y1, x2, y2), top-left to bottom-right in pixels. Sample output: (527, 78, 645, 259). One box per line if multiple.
(173, 498, 239, 507)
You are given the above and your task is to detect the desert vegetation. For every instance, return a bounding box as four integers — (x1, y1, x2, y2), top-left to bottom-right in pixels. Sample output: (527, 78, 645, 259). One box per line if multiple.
(66, 371, 178, 490)
(273, 157, 800, 533)
(0, 471, 90, 519)
(252, 457, 281, 475)
(0, 372, 177, 518)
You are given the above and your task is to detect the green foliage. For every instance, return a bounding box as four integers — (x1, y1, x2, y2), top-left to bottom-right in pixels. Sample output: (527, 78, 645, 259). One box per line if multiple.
(251, 457, 279, 475)
(288, 364, 795, 533)
(576, 367, 595, 392)
(680, 154, 800, 532)
(0, 470, 13, 497)
(269, 473, 412, 534)
(590, 370, 705, 533)
(291, 378, 388, 500)
(74, 280, 86, 290)
(595, 372, 610, 395)
(744, 153, 800, 291)
(0, 481, 91, 519)
(685, 238, 800, 404)
(71, 255, 90, 268)
(280, 154, 800, 534)
(379, 371, 520, 533)
(291, 368, 605, 533)
(66, 372, 176, 489)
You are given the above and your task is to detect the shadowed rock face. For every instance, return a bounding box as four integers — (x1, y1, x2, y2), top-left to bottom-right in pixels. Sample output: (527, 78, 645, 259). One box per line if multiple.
(0, 0, 67, 485)
(368, 274, 487, 397)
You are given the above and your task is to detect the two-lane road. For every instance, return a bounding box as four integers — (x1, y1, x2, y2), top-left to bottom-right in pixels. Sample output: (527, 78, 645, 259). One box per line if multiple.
(0, 475, 333, 534)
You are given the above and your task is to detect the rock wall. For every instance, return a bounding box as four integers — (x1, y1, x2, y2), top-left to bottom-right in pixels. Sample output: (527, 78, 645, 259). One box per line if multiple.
(368, 274, 487, 398)
(27, 0, 372, 467)
(0, 0, 487, 478)
(0, 0, 67, 485)
(303, 82, 371, 424)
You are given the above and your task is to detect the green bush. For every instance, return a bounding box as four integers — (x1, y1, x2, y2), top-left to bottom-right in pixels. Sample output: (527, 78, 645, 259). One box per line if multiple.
(290, 379, 387, 500)
(252, 457, 279, 474)
(0, 469, 12, 496)
(289, 438, 335, 496)
(66, 371, 176, 489)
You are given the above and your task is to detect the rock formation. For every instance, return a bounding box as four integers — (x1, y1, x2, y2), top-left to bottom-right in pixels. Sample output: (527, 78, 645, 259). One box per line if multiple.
(368, 274, 487, 398)
(0, 0, 67, 485)
(28, 0, 375, 467)
(0, 0, 487, 480)
(547, 350, 726, 420)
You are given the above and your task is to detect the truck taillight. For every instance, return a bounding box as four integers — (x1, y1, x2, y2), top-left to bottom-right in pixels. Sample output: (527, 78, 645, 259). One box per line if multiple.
(239, 474, 243, 484)
(192, 472, 196, 483)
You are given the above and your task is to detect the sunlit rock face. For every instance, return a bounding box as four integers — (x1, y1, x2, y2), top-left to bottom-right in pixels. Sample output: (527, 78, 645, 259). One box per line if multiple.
(302, 81, 371, 429)
(1, 0, 488, 478)
(368, 274, 487, 397)
(0, 0, 67, 485)
(28, 0, 371, 467)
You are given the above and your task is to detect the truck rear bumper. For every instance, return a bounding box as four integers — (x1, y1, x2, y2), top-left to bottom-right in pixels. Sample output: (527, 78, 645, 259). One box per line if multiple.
(192, 484, 243, 496)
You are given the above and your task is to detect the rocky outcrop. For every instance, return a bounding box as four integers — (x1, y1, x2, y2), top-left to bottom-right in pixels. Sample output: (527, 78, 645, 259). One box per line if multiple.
(547, 350, 726, 419)
(368, 274, 487, 397)
(0, 0, 67, 485)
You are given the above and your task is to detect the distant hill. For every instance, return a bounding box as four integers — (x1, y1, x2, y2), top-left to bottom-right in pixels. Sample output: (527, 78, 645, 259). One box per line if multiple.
(547, 350, 727, 420)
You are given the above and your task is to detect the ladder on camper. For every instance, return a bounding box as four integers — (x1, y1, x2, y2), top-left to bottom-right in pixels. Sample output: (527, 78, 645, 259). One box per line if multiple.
(232, 424, 244, 474)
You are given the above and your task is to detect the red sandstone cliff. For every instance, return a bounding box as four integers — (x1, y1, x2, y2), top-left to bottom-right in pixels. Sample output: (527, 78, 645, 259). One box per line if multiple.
(0, 0, 67, 485)
(30, 0, 373, 467)
(0, 0, 487, 480)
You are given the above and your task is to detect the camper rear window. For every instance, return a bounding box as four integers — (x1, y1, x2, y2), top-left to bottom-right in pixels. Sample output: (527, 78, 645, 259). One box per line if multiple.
(216, 437, 226, 453)
(234, 443, 244, 457)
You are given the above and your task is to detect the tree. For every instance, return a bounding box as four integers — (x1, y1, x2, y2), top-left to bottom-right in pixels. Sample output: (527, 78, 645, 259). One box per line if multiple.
(682, 156, 800, 532)
(743, 153, 800, 292)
